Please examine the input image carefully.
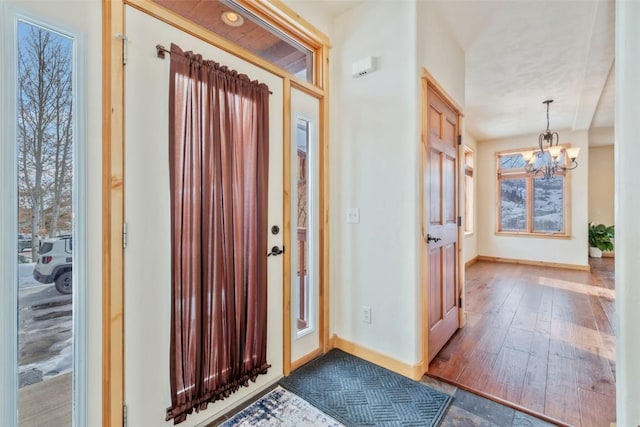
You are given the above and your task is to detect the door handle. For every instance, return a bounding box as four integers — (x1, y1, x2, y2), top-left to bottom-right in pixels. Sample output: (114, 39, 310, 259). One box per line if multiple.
(267, 245, 284, 257)
(427, 234, 441, 243)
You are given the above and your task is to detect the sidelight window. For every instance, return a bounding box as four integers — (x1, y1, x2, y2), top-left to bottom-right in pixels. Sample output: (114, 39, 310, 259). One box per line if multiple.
(7, 16, 86, 427)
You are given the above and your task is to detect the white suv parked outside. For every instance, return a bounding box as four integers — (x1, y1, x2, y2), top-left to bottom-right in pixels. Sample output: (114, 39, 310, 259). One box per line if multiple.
(33, 236, 73, 294)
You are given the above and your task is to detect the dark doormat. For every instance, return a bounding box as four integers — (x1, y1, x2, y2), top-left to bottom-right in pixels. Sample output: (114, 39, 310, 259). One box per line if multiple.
(280, 349, 452, 426)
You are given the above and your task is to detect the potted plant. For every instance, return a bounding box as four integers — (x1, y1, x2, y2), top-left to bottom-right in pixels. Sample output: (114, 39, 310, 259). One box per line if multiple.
(588, 223, 615, 258)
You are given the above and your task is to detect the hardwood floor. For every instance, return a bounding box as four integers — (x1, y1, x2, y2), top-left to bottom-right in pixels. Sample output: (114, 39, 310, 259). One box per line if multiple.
(428, 259, 615, 427)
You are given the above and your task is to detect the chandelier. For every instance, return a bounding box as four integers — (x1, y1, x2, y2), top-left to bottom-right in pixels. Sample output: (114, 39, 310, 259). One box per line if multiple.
(521, 100, 580, 179)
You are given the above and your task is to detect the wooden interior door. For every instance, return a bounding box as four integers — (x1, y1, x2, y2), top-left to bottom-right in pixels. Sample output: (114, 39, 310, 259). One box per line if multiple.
(424, 83, 460, 363)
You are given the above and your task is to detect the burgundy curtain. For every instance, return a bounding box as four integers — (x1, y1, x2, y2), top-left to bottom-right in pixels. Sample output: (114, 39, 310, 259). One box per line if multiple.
(165, 43, 270, 424)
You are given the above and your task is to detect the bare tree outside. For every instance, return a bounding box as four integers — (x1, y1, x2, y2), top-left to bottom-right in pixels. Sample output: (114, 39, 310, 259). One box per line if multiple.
(18, 23, 73, 252)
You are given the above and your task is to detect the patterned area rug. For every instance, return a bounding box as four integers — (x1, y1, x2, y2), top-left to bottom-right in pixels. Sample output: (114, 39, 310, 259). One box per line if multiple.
(221, 386, 344, 427)
(280, 349, 452, 426)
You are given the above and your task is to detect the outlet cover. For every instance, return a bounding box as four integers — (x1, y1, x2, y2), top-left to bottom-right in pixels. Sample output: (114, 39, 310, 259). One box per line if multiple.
(361, 306, 371, 324)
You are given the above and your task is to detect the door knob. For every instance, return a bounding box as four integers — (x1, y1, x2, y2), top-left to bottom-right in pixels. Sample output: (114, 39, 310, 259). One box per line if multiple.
(267, 245, 284, 257)
(427, 234, 441, 243)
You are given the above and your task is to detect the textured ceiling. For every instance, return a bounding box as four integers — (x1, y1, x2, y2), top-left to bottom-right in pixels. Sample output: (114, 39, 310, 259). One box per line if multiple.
(433, 0, 615, 142)
(158, 0, 615, 143)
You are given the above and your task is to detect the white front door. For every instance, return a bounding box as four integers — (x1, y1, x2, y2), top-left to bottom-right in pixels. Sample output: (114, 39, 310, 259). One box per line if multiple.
(289, 88, 321, 365)
(123, 7, 284, 426)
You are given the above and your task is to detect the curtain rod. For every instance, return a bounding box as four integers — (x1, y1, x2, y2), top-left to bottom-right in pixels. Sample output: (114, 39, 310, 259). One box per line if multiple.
(156, 44, 170, 59)
(155, 44, 273, 95)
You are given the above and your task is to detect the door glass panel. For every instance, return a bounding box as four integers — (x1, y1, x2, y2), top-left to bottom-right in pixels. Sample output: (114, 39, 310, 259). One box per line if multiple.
(17, 19, 74, 426)
(294, 118, 312, 335)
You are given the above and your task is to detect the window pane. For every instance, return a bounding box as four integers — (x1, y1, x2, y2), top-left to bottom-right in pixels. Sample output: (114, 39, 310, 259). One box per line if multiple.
(500, 178, 526, 231)
(465, 175, 472, 232)
(533, 176, 564, 233)
(294, 118, 311, 333)
(499, 154, 526, 170)
(464, 146, 473, 168)
(17, 20, 74, 426)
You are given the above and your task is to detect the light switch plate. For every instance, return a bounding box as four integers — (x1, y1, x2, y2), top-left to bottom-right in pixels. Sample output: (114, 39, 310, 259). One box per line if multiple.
(347, 208, 360, 224)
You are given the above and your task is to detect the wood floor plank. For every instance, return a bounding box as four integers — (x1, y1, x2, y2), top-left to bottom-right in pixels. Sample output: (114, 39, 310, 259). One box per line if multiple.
(574, 345, 615, 397)
(502, 327, 533, 353)
(428, 259, 616, 427)
(474, 321, 510, 354)
(529, 331, 550, 360)
(519, 283, 543, 311)
(483, 347, 528, 403)
(546, 353, 577, 398)
(536, 286, 553, 317)
(579, 388, 616, 427)
(590, 295, 615, 336)
(519, 355, 547, 414)
(549, 334, 575, 359)
(456, 349, 497, 391)
(600, 298, 616, 334)
(545, 391, 582, 426)
(500, 281, 526, 313)
(571, 321, 604, 351)
(429, 327, 479, 380)
(511, 305, 538, 332)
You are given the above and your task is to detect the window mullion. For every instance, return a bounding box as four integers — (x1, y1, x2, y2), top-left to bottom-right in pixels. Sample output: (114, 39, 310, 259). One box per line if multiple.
(526, 177, 533, 233)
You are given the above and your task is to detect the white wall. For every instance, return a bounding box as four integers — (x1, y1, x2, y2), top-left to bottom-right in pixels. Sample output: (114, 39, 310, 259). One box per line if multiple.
(615, 1, 640, 424)
(280, 0, 334, 37)
(416, 0, 468, 268)
(330, 0, 465, 366)
(416, 0, 465, 108)
(588, 145, 614, 226)
(589, 126, 614, 147)
(463, 132, 479, 264)
(477, 130, 589, 268)
(330, 1, 421, 364)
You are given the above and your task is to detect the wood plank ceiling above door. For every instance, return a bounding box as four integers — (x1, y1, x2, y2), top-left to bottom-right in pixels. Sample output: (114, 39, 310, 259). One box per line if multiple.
(151, 0, 310, 74)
